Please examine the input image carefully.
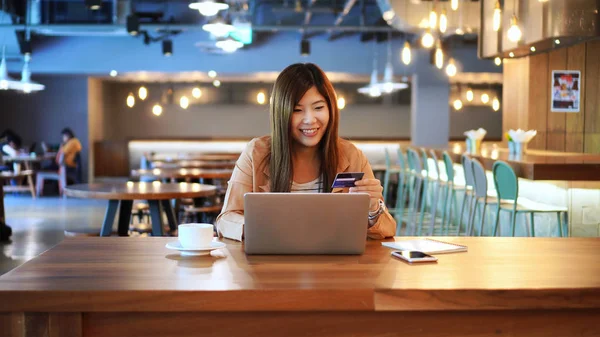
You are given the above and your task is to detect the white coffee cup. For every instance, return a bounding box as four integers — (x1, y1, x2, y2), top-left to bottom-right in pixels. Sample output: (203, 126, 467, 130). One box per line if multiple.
(13, 163, 21, 174)
(178, 223, 214, 249)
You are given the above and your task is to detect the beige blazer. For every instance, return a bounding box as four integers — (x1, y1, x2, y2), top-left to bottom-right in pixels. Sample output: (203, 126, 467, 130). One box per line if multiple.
(215, 136, 397, 241)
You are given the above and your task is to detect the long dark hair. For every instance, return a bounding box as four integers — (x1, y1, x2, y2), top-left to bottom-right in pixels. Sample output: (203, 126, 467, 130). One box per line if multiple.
(267, 63, 340, 193)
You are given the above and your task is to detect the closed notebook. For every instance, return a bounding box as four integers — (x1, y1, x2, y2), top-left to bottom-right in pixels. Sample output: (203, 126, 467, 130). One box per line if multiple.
(382, 239, 467, 254)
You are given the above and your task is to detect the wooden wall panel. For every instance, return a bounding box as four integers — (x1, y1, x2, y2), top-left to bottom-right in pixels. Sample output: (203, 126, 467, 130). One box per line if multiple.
(546, 48, 568, 151)
(584, 40, 600, 136)
(93, 141, 129, 178)
(546, 132, 567, 152)
(502, 58, 530, 137)
(584, 133, 600, 154)
(528, 53, 549, 150)
(565, 44, 587, 152)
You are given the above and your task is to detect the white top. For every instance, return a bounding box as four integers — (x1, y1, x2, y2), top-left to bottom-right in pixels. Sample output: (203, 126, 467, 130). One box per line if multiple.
(291, 177, 323, 193)
(2, 144, 17, 157)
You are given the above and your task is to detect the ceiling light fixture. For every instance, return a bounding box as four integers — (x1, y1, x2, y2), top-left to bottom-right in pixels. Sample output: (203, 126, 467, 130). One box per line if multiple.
(530, 46, 536, 52)
(85, 0, 102, 10)
(162, 39, 173, 56)
(0, 47, 18, 90)
(300, 39, 310, 56)
(421, 30, 435, 48)
(429, 7, 438, 30)
(382, 10, 395, 21)
(189, 0, 229, 17)
(126, 14, 140, 36)
(439, 9, 448, 33)
(180, 96, 190, 109)
(256, 91, 266, 105)
(216, 37, 243, 53)
(337, 96, 346, 110)
(19, 54, 45, 93)
(208, 70, 217, 78)
(152, 104, 163, 116)
(492, 0, 502, 32)
(358, 43, 382, 98)
(192, 87, 202, 98)
(110, 70, 118, 77)
(445, 58, 457, 77)
(202, 16, 234, 38)
(378, 34, 409, 94)
(507, 14, 522, 42)
(453, 99, 463, 111)
(126, 92, 135, 108)
(494, 57, 502, 66)
(555, 39, 561, 45)
(492, 97, 501, 111)
(451, 0, 459, 11)
(401, 41, 411, 65)
(466, 88, 474, 102)
(435, 40, 444, 69)
(481, 93, 490, 104)
(509, 52, 515, 57)
(138, 86, 148, 100)
(213, 80, 221, 87)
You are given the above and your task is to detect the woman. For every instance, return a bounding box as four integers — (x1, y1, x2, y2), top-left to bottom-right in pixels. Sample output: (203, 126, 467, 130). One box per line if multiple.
(216, 63, 396, 241)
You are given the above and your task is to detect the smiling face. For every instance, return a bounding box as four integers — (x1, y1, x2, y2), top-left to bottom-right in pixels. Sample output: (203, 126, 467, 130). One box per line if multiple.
(290, 86, 330, 149)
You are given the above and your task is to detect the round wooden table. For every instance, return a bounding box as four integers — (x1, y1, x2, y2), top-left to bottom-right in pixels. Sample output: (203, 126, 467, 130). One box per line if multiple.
(131, 168, 234, 181)
(63, 183, 216, 237)
(151, 160, 236, 169)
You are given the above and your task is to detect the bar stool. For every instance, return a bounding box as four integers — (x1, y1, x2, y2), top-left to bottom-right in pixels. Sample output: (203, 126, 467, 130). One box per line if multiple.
(456, 155, 475, 236)
(470, 158, 499, 236)
(441, 151, 462, 235)
(425, 150, 446, 236)
(404, 149, 425, 236)
(492, 161, 568, 237)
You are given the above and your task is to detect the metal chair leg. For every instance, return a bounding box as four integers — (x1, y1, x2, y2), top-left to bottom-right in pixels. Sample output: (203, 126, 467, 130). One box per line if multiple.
(478, 202, 487, 236)
(510, 211, 517, 237)
(557, 212, 564, 237)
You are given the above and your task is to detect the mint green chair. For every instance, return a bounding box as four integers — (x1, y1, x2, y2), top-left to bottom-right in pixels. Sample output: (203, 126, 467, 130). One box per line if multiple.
(441, 151, 462, 235)
(383, 148, 403, 209)
(492, 161, 567, 237)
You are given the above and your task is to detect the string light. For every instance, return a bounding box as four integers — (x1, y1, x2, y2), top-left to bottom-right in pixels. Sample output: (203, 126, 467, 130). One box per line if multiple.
(439, 9, 448, 33)
(421, 30, 435, 49)
(435, 40, 444, 69)
(126, 92, 135, 107)
(138, 86, 148, 100)
(507, 14, 522, 42)
(192, 87, 202, 98)
(401, 41, 412, 65)
(180, 96, 189, 109)
(492, 0, 502, 32)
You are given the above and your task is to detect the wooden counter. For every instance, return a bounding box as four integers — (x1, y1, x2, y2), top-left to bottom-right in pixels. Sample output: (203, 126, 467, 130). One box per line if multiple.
(0, 237, 599, 337)
(439, 147, 600, 181)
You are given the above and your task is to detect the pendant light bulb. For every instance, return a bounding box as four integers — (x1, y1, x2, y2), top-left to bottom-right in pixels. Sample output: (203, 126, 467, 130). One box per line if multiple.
(453, 99, 463, 111)
(507, 15, 522, 42)
(493, 1, 502, 32)
(494, 57, 502, 66)
(401, 41, 412, 65)
(429, 9, 437, 30)
(138, 86, 148, 100)
(439, 10, 448, 33)
(126, 92, 135, 108)
(256, 91, 266, 105)
(337, 96, 346, 110)
(451, 0, 459, 11)
(180, 96, 190, 109)
(192, 87, 202, 98)
(421, 30, 435, 49)
(435, 42, 444, 69)
(152, 104, 163, 116)
(445, 58, 457, 77)
(466, 89, 474, 102)
(481, 93, 490, 104)
(492, 97, 501, 111)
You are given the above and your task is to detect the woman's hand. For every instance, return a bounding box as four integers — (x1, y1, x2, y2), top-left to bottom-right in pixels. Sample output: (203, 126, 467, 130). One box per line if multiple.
(349, 179, 384, 212)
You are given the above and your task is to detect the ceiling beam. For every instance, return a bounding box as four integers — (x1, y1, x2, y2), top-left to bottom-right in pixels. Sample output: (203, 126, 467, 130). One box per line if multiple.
(327, 0, 358, 40)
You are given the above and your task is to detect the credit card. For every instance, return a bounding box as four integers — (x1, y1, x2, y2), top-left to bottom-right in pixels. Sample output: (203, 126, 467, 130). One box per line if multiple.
(331, 172, 364, 188)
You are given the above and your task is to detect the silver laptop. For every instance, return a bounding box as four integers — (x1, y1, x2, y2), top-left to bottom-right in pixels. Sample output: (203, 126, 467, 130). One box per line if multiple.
(244, 193, 370, 255)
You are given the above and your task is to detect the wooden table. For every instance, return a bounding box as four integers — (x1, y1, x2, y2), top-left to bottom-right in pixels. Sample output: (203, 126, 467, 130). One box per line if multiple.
(152, 153, 241, 162)
(63, 183, 216, 236)
(0, 237, 598, 337)
(437, 146, 600, 181)
(1, 170, 35, 198)
(1, 155, 45, 170)
(131, 168, 233, 181)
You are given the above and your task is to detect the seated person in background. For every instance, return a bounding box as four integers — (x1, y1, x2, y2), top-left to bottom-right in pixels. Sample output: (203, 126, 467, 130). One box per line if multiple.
(216, 63, 396, 241)
(57, 128, 82, 176)
(1, 131, 24, 157)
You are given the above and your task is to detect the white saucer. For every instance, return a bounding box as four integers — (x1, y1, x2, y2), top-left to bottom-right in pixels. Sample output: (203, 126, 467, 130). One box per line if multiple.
(166, 241, 226, 256)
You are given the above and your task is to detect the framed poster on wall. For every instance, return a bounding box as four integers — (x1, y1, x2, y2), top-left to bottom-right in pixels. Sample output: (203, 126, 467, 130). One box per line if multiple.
(551, 70, 581, 113)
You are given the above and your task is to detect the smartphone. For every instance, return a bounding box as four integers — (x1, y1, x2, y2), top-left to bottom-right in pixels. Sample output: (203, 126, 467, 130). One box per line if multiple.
(391, 251, 438, 263)
(331, 172, 364, 188)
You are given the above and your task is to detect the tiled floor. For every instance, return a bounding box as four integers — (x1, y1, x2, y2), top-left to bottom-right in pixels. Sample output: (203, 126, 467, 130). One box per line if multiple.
(1, 195, 107, 275)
